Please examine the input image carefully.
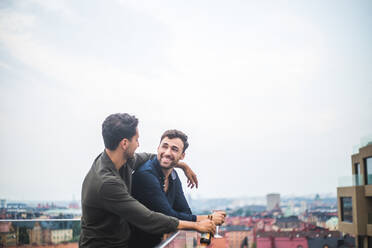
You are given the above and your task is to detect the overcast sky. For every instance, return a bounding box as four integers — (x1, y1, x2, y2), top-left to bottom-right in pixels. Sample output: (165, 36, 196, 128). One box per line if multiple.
(0, 0, 371, 201)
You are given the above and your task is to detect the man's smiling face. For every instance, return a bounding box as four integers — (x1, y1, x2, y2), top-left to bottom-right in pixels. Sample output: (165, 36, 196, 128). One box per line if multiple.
(157, 137, 185, 170)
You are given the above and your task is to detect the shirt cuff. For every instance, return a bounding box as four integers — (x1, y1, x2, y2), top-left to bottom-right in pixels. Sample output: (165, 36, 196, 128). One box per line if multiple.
(191, 215, 197, 222)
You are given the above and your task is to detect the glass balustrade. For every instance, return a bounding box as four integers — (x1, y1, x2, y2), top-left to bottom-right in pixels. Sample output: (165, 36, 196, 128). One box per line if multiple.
(0, 220, 201, 248)
(338, 174, 364, 187)
(0, 219, 80, 247)
(156, 230, 200, 248)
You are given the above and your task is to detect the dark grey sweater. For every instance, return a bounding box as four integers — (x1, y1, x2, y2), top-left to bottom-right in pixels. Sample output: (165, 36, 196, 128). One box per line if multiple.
(79, 151, 179, 248)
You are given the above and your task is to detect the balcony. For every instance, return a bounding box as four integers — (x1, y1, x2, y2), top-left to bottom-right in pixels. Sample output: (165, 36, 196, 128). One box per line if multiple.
(368, 213, 372, 236)
(338, 174, 364, 187)
(0, 219, 80, 247)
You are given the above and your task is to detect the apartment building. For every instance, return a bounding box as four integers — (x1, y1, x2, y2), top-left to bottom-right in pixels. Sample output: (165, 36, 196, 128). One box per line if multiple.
(337, 143, 372, 248)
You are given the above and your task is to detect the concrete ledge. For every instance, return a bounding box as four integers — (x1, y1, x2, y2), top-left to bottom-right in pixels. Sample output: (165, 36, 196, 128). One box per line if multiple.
(367, 224, 372, 236)
(365, 185, 372, 196)
(338, 222, 355, 235)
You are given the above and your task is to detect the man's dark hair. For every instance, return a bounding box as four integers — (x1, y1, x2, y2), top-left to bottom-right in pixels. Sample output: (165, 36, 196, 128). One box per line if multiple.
(102, 113, 139, 150)
(160, 129, 189, 153)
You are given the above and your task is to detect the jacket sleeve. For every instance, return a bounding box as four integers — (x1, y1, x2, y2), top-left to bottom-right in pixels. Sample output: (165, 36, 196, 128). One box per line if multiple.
(132, 171, 196, 221)
(99, 179, 179, 234)
(133, 153, 157, 170)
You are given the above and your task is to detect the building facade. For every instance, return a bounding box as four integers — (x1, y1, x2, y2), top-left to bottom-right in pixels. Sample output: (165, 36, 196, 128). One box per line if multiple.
(337, 143, 372, 248)
(266, 194, 280, 212)
(0, 222, 16, 247)
(222, 225, 253, 248)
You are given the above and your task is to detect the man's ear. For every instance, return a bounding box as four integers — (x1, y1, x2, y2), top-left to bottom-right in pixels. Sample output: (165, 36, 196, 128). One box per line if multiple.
(120, 138, 128, 150)
(180, 152, 185, 160)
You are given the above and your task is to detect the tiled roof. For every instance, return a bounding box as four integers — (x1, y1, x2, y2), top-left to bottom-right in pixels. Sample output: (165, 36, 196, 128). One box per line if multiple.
(256, 230, 342, 239)
(308, 236, 355, 248)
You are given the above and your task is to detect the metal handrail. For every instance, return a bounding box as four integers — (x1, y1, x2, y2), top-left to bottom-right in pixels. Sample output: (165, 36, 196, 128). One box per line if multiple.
(155, 231, 181, 248)
(0, 219, 80, 222)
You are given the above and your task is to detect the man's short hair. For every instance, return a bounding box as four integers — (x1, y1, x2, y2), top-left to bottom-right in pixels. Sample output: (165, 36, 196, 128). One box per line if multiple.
(102, 113, 139, 150)
(160, 129, 189, 153)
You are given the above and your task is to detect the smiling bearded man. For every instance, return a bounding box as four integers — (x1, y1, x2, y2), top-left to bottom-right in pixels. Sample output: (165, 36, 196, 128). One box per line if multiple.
(129, 129, 225, 247)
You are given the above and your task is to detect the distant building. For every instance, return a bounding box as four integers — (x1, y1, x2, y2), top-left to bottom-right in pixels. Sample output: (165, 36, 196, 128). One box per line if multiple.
(0, 222, 16, 247)
(307, 235, 355, 248)
(222, 225, 252, 248)
(51, 229, 73, 244)
(300, 201, 307, 214)
(30, 222, 43, 245)
(266, 193, 280, 211)
(210, 236, 229, 248)
(7, 202, 27, 209)
(257, 231, 307, 248)
(325, 217, 338, 231)
(313, 194, 322, 208)
(68, 202, 79, 209)
(337, 142, 372, 248)
(0, 199, 6, 209)
(41, 221, 74, 244)
(275, 216, 303, 230)
(11, 220, 75, 245)
(257, 230, 354, 248)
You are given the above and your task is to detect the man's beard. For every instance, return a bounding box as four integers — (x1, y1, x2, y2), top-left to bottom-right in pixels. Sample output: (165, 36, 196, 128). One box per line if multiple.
(159, 156, 177, 170)
(161, 162, 176, 170)
(124, 149, 135, 160)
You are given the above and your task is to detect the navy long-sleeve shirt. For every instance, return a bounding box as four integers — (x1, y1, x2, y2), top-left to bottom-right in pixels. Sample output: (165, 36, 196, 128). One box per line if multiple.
(129, 158, 196, 247)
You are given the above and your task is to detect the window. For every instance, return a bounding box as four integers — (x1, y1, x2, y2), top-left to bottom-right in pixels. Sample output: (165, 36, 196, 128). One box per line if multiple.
(341, 197, 353, 223)
(366, 157, 372, 185)
(358, 236, 364, 248)
(354, 163, 361, 185)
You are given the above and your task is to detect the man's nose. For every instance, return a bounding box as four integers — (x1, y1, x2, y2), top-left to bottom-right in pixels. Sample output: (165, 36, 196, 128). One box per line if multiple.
(164, 148, 171, 155)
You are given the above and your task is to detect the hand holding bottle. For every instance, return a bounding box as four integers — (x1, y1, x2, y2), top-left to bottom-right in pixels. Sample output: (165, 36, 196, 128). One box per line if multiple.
(196, 219, 216, 235)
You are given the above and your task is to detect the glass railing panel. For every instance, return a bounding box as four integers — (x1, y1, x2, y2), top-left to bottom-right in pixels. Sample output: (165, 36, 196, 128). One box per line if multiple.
(338, 174, 364, 187)
(156, 231, 198, 248)
(352, 136, 372, 153)
(0, 219, 80, 247)
(366, 157, 372, 185)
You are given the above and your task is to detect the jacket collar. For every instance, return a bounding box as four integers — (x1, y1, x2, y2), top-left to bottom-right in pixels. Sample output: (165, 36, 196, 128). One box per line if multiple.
(102, 149, 135, 170)
(101, 150, 117, 171)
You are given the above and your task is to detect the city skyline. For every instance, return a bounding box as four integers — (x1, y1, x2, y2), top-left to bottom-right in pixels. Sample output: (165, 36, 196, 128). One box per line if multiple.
(1, 0, 372, 201)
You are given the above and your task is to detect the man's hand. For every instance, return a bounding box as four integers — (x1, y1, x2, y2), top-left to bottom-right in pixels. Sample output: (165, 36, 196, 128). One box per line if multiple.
(177, 219, 215, 234)
(211, 211, 226, 225)
(195, 219, 216, 235)
(176, 162, 198, 188)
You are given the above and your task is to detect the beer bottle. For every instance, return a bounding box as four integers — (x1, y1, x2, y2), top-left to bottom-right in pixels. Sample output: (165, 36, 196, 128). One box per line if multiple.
(200, 214, 213, 246)
(200, 232, 211, 246)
